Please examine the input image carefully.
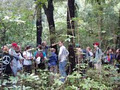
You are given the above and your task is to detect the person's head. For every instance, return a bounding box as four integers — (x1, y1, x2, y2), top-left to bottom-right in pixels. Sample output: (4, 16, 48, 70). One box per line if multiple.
(108, 48, 114, 54)
(38, 45, 42, 50)
(58, 41, 64, 47)
(50, 48, 56, 53)
(86, 47, 91, 51)
(25, 45, 31, 51)
(42, 41, 47, 46)
(116, 49, 120, 53)
(2, 45, 9, 53)
(11, 42, 18, 50)
(15, 45, 20, 53)
(106, 51, 109, 55)
(93, 42, 99, 48)
(76, 43, 80, 48)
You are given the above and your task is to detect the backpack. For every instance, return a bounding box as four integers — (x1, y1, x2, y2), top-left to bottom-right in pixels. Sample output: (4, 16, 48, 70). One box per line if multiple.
(35, 51, 44, 64)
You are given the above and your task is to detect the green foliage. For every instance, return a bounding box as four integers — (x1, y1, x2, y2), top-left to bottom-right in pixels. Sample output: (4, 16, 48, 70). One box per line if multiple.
(35, 0, 47, 8)
(1, 64, 120, 90)
(0, 0, 35, 47)
(74, 0, 120, 49)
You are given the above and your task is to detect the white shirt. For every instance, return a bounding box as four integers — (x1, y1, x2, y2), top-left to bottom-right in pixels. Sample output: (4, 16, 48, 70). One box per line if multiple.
(58, 45, 69, 62)
(23, 51, 33, 65)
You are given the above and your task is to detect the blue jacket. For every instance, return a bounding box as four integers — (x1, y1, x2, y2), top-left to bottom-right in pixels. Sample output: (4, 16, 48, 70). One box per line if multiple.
(48, 52, 57, 66)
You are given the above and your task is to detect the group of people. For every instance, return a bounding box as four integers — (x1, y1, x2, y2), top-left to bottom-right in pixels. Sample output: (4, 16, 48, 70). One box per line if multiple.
(0, 41, 120, 82)
(76, 42, 103, 71)
(0, 41, 69, 82)
(76, 42, 120, 72)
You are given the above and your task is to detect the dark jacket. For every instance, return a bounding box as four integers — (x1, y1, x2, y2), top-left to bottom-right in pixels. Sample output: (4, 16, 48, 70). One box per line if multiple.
(2, 52, 13, 75)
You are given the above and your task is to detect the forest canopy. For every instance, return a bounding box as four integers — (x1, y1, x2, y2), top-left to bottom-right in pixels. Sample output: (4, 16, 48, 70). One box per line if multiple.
(0, 0, 120, 49)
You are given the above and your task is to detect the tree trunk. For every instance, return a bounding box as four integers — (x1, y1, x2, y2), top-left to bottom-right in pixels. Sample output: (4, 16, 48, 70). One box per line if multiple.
(118, 10, 120, 48)
(67, 0, 75, 74)
(67, 0, 75, 43)
(97, 0, 103, 48)
(43, 0, 58, 54)
(0, 22, 7, 45)
(36, 5, 42, 45)
(116, 9, 120, 48)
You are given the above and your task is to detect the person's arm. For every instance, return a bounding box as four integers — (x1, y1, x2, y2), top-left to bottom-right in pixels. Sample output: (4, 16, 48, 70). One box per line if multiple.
(58, 47, 62, 60)
(98, 49, 103, 60)
(9, 49, 20, 59)
(55, 54, 58, 61)
(65, 48, 69, 57)
(33, 51, 37, 58)
(23, 51, 27, 59)
(43, 52, 47, 60)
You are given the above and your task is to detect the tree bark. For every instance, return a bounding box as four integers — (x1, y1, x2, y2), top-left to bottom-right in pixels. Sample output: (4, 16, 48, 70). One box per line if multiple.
(116, 9, 120, 48)
(43, 0, 58, 54)
(67, 0, 75, 74)
(36, 5, 42, 45)
(67, 0, 75, 43)
(0, 22, 7, 45)
(118, 10, 120, 48)
(97, 0, 103, 48)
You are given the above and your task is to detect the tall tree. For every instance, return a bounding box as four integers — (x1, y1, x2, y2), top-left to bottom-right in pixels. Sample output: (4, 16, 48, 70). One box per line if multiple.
(67, 0, 75, 74)
(0, 21, 7, 45)
(116, 9, 120, 48)
(97, 0, 104, 47)
(36, 3, 43, 45)
(43, 0, 57, 54)
(67, 0, 75, 44)
(86, 0, 105, 47)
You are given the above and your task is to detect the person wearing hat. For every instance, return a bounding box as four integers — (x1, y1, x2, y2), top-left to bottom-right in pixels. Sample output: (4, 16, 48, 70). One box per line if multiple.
(93, 42, 103, 72)
(9, 42, 20, 76)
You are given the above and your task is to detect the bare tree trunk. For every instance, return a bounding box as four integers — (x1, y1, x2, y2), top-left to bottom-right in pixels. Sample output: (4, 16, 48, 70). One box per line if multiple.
(36, 5, 42, 45)
(116, 10, 120, 48)
(67, 0, 75, 74)
(67, 0, 75, 44)
(0, 22, 7, 45)
(43, 0, 58, 54)
(97, 0, 103, 48)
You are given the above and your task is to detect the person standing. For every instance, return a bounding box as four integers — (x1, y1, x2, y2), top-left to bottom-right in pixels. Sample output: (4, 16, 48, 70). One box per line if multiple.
(16, 46, 24, 72)
(35, 45, 46, 70)
(108, 48, 115, 64)
(58, 41, 69, 82)
(2, 45, 13, 76)
(41, 41, 49, 57)
(9, 43, 20, 76)
(93, 42, 103, 72)
(86, 46, 93, 61)
(23, 45, 33, 74)
(115, 49, 120, 73)
(75, 44, 83, 64)
(86, 47, 94, 67)
(48, 48, 58, 73)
